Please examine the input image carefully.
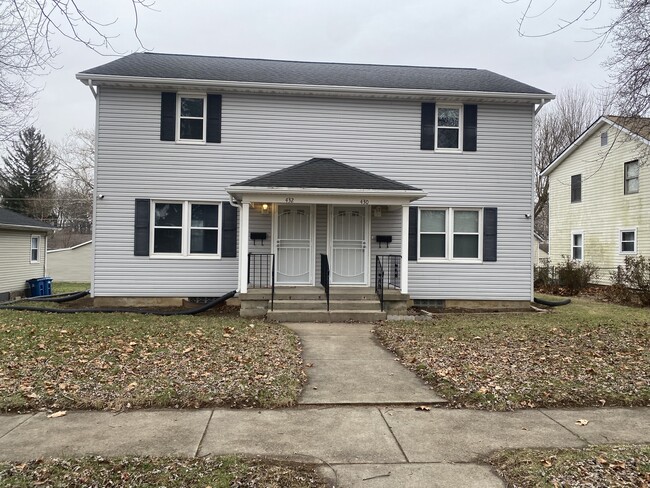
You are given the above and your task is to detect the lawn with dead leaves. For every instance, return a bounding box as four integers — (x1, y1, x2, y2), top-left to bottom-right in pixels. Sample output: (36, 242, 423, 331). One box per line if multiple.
(0, 456, 327, 487)
(488, 444, 650, 487)
(0, 310, 305, 412)
(375, 297, 649, 410)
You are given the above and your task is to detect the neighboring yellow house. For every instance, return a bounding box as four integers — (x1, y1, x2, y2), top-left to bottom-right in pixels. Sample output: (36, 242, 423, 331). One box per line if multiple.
(542, 116, 650, 284)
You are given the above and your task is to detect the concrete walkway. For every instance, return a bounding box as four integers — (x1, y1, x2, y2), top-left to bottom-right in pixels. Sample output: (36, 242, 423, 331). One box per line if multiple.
(1, 407, 648, 487)
(287, 323, 446, 405)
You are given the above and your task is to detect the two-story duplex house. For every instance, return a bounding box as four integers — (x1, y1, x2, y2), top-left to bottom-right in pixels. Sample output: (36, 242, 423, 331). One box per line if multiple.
(543, 116, 650, 284)
(77, 53, 552, 318)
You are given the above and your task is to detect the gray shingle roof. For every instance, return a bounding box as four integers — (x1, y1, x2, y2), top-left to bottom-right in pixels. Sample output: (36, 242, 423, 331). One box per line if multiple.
(0, 207, 52, 230)
(233, 158, 421, 191)
(80, 53, 550, 95)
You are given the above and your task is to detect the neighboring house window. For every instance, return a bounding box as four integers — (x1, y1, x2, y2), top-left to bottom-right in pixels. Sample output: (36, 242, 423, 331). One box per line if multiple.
(624, 160, 639, 195)
(152, 201, 220, 257)
(30, 236, 39, 263)
(571, 232, 583, 261)
(620, 229, 636, 254)
(435, 105, 462, 151)
(418, 208, 481, 260)
(600, 131, 608, 146)
(177, 95, 206, 142)
(571, 174, 581, 203)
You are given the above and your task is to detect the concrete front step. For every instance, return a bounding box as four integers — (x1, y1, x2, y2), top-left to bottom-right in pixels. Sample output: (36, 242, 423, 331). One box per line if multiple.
(267, 310, 387, 322)
(272, 299, 382, 311)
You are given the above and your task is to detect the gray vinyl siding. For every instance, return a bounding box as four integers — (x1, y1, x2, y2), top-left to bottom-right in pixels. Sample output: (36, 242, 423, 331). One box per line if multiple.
(0, 230, 47, 295)
(94, 86, 533, 299)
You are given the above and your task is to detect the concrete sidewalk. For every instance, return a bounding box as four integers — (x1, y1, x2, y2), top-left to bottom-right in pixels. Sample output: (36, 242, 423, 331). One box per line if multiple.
(1, 406, 648, 487)
(287, 323, 446, 405)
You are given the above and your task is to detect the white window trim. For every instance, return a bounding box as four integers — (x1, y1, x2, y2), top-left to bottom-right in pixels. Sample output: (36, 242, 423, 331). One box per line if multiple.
(619, 228, 637, 255)
(150, 200, 222, 259)
(175, 93, 207, 144)
(417, 207, 482, 263)
(571, 230, 584, 262)
(435, 104, 463, 152)
(30, 235, 39, 263)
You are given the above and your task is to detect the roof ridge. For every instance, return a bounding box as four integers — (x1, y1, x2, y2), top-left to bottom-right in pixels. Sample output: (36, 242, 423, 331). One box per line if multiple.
(136, 52, 479, 71)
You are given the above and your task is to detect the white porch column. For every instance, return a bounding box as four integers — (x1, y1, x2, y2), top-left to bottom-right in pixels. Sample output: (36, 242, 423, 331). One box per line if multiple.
(238, 202, 250, 294)
(401, 204, 409, 294)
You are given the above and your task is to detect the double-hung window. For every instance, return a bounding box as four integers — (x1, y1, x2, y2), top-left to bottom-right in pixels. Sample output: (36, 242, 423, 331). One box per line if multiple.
(30, 236, 39, 263)
(571, 174, 581, 203)
(418, 208, 481, 261)
(571, 232, 583, 261)
(624, 160, 639, 195)
(152, 201, 220, 257)
(620, 229, 636, 254)
(435, 105, 462, 151)
(177, 95, 206, 142)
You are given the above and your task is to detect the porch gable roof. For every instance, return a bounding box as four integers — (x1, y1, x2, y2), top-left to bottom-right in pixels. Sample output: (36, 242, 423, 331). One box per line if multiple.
(232, 158, 421, 192)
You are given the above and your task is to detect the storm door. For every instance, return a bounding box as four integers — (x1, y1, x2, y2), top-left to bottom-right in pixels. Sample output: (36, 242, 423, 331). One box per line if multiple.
(275, 205, 313, 285)
(329, 206, 369, 285)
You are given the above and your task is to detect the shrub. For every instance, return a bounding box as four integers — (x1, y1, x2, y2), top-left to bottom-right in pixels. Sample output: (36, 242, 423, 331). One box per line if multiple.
(610, 255, 650, 306)
(554, 256, 599, 295)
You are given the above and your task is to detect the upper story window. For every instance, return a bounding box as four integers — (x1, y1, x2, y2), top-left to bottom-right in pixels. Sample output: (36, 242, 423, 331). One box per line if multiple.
(571, 174, 582, 203)
(30, 236, 39, 263)
(624, 160, 639, 194)
(177, 95, 206, 142)
(152, 201, 220, 257)
(572, 232, 583, 261)
(160, 92, 221, 144)
(435, 105, 462, 151)
(600, 131, 608, 146)
(418, 208, 481, 261)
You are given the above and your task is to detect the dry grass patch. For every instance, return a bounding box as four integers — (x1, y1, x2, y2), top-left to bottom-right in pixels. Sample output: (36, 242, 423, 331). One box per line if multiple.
(0, 456, 327, 487)
(375, 296, 649, 410)
(488, 444, 650, 487)
(0, 309, 305, 412)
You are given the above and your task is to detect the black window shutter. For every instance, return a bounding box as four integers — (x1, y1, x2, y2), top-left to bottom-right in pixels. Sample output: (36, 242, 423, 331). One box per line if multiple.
(483, 207, 497, 262)
(160, 92, 176, 141)
(206, 94, 222, 143)
(408, 206, 418, 261)
(420, 103, 436, 150)
(134, 199, 151, 256)
(463, 104, 478, 151)
(221, 202, 237, 257)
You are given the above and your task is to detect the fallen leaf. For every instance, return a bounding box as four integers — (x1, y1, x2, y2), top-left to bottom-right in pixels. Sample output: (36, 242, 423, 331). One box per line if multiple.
(182, 346, 195, 354)
(415, 405, 431, 411)
(575, 419, 589, 426)
(47, 411, 67, 418)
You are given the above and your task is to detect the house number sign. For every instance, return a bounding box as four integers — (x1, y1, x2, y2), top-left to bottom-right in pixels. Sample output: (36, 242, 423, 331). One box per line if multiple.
(285, 197, 295, 203)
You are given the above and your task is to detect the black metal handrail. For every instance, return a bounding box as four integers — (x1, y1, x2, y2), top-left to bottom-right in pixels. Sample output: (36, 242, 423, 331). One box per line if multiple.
(375, 255, 385, 312)
(248, 253, 275, 311)
(320, 253, 330, 312)
(377, 254, 401, 290)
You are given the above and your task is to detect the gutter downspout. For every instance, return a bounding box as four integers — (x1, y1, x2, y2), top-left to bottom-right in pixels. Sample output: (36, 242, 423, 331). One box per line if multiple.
(86, 79, 97, 99)
(228, 195, 243, 293)
(534, 98, 549, 115)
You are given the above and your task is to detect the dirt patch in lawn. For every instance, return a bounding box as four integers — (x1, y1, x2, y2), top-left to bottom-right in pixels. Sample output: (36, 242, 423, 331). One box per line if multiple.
(375, 296, 649, 410)
(488, 444, 650, 487)
(0, 310, 306, 412)
(0, 456, 328, 487)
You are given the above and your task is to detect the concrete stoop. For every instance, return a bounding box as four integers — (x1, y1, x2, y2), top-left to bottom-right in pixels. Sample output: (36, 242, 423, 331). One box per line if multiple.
(242, 286, 407, 321)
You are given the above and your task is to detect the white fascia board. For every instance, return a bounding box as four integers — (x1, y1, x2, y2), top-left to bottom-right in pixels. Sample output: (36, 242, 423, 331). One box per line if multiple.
(541, 117, 610, 177)
(0, 224, 53, 233)
(227, 186, 426, 204)
(76, 73, 553, 104)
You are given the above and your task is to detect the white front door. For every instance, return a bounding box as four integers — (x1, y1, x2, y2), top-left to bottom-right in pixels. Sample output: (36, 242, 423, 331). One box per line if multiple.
(330, 205, 369, 285)
(275, 205, 313, 285)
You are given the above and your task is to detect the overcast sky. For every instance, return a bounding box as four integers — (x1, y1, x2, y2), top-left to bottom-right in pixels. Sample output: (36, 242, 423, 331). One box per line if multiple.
(32, 0, 615, 143)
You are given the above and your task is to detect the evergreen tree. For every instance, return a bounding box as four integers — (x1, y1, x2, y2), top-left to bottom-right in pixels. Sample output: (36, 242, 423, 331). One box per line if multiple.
(0, 127, 58, 219)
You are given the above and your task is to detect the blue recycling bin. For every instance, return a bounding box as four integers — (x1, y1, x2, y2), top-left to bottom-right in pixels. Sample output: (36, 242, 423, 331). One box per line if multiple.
(27, 277, 53, 297)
